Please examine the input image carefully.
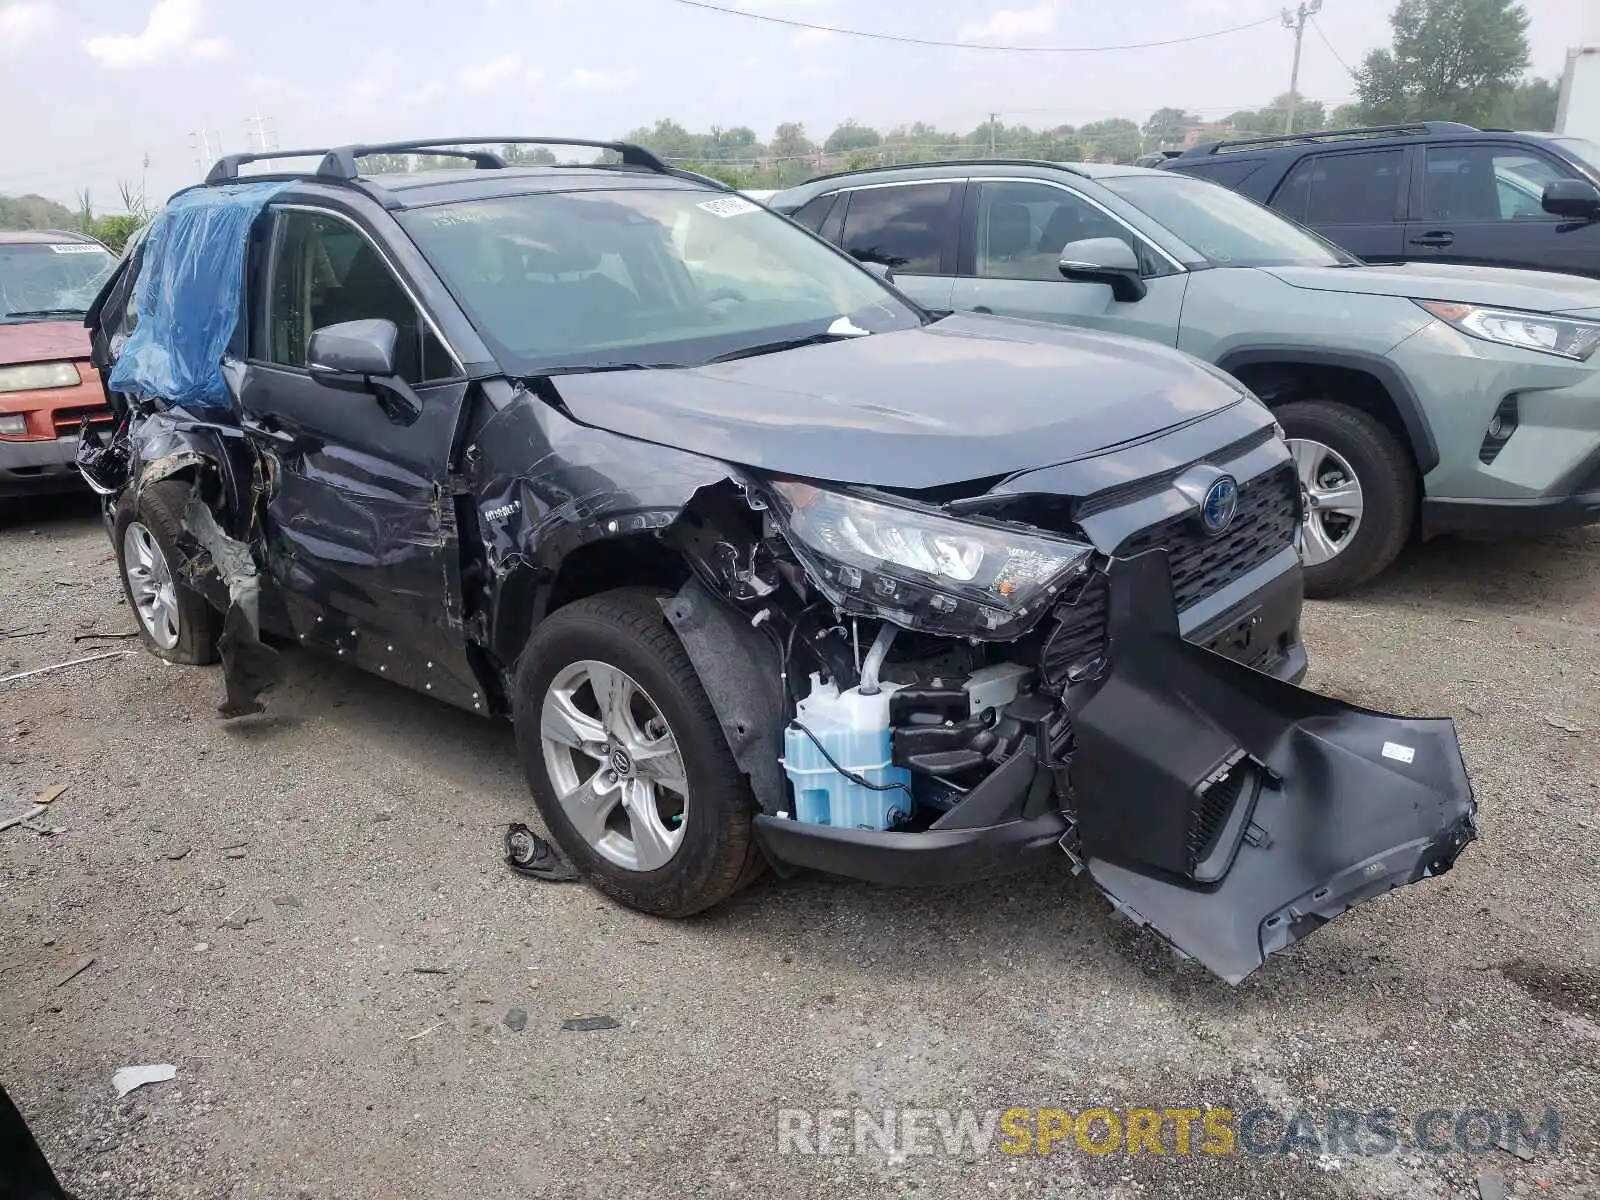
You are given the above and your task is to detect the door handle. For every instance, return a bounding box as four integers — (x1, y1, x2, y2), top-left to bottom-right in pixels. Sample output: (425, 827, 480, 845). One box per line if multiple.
(1409, 232, 1455, 248)
(972, 305, 993, 314)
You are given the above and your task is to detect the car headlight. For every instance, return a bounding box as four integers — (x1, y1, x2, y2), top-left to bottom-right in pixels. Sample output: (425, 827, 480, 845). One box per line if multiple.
(766, 480, 1093, 639)
(0, 362, 81, 393)
(1416, 301, 1600, 361)
(0, 413, 29, 437)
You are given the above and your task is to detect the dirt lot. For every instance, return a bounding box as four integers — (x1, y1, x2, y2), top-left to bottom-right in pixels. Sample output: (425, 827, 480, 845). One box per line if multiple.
(2, 493, 1597, 1200)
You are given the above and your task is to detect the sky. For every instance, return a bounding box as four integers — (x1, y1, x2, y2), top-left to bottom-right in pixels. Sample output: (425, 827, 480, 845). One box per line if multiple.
(1, 0, 1595, 210)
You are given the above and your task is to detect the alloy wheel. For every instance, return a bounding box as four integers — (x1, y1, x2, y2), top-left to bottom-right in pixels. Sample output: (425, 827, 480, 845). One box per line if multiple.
(122, 521, 180, 650)
(1289, 438, 1365, 567)
(539, 660, 689, 872)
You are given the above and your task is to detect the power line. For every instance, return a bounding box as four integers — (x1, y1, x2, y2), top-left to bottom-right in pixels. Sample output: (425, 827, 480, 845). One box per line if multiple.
(1309, 16, 1357, 77)
(662, 0, 1281, 53)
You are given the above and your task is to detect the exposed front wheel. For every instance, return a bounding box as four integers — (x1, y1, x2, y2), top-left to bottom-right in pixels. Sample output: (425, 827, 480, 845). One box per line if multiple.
(113, 479, 222, 665)
(1276, 400, 1416, 597)
(512, 589, 761, 917)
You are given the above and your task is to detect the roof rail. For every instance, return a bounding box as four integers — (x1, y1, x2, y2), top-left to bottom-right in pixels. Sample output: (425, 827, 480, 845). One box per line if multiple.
(1186, 121, 1479, 156)
(314, 137, 672, 180)
(205, 137, 674, 186)
(204, 147, 336, 184)
(799, 157, 1087, 187)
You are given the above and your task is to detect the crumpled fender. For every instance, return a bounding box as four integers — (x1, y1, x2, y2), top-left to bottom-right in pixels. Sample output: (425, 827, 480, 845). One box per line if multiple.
(464, 387, 729, 666)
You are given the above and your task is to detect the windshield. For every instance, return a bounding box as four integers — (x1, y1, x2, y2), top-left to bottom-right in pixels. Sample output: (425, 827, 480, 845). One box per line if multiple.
(1100, 174, 1355, 269)
(399, 188, 923, 373)
(0, 241, 116, 322)
(1549, 136, 1600, 175)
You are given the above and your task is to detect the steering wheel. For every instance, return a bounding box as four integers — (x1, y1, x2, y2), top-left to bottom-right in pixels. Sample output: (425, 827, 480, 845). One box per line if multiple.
(703, 287, 748, 305)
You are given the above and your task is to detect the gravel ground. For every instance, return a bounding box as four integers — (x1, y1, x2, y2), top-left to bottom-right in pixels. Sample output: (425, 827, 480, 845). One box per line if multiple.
(2, 493, 1596, 1200)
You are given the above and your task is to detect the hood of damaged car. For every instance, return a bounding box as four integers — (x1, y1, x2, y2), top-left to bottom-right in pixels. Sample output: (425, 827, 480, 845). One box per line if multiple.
(549, 313, 1247, 489)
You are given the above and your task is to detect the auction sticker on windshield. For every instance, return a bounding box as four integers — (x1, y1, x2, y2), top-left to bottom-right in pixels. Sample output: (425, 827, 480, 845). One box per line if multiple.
(48, 244, 104, 254)
(697, 197, 761, 218)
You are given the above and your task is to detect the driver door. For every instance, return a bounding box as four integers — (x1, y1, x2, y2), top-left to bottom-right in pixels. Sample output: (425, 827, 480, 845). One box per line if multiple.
(238, 205, 481, 707)
(949, 180, 1187, 346)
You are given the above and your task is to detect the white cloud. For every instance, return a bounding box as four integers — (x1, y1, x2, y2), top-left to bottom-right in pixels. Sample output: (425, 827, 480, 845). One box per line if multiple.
(0, 1, 56, 49)
(957, 3, 1054, 42)
(790, 27, 834, 48)
(460, 53, 522, 92)
(563, 67, 638, 93)
(84, 0, 231, 68)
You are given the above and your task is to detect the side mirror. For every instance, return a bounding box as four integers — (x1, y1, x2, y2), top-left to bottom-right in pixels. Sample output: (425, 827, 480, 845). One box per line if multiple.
(307, 319, 420, 424)
(309, 318, 399, 378)
(1542, 179, 1600, 220)
(1058, 237, 1148, 302)
(861, 261, 895, 284)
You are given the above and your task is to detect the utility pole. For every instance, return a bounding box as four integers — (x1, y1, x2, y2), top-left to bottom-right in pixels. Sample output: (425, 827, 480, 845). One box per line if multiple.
(1280, 0, 1322, 134)
(988, 111, 999, 156)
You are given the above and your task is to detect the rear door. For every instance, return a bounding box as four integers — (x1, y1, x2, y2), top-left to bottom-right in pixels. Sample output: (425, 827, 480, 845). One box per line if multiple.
(829, 180, 962, 311)
(947, 178, 1187, 346)
(1404, 141, 1600, 275)
(1267, 147, 1410, 261)
(237, 204, 481, 705)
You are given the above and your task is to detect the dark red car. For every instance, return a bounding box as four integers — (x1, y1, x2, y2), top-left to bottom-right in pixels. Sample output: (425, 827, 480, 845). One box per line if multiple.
(0, 229, 118, 502)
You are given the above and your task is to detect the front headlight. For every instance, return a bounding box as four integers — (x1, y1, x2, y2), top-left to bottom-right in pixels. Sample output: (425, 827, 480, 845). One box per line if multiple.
(767, 480, 1093, 639)
(0, 362, 81, 393)
(0, 413, 29, 437)
(1416, 300, 1600, 361)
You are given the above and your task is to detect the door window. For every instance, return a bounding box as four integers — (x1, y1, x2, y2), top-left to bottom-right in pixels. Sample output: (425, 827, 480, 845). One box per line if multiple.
(1271, 150, 1405, 225)
(265, 210, 452, 383)
(1422, 145, 1569, 221)
(839, 183, 956, 274)
(972, 180, 1164, 281)
(788, 193, 838, 234)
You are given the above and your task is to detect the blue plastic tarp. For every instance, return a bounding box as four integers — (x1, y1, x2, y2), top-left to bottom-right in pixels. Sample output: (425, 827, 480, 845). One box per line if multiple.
(107, 181, 286, 411)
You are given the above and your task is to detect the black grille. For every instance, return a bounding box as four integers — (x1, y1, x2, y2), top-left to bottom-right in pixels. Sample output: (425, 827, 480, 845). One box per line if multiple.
(1041, 573, 1107, 684)
(1188, 760, 1248, 866)
(1040, 465, 1298, 686)
(1116, 464, 1299, 611)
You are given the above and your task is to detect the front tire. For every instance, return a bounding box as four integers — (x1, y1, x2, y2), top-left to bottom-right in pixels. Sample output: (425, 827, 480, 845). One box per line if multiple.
(1276, 400, 1416, 597)
(113, 479, 222, 665)
(512, 589, 760, 917)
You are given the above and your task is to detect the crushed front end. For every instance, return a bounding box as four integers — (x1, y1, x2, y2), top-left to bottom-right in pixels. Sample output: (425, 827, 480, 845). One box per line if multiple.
(667, 427, 1476, 985)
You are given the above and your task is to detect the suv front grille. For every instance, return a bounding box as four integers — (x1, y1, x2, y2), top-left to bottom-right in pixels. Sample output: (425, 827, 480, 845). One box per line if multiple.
(1115, 464, 1299, 611)
(1040, 464, 1299, 686)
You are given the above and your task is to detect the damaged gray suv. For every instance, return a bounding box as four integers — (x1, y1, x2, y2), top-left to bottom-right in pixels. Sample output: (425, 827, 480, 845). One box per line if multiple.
(78, 138, 1476, 983)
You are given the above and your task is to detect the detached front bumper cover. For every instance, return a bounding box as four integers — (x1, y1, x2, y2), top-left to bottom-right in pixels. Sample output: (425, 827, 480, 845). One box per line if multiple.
(1068, 551, 1477, 983)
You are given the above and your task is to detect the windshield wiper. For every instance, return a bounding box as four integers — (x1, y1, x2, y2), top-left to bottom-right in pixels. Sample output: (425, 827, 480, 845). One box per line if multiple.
(4, 308, 87, 319)
(707, 317, 872, 364)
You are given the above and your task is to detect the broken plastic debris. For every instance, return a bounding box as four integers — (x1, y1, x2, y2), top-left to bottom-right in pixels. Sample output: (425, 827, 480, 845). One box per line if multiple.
(505, 823, 579, 882)
(112, 1064, 176, 1098)
(503, 1007, 528, 1032)
(560, 1015, 620, 1032)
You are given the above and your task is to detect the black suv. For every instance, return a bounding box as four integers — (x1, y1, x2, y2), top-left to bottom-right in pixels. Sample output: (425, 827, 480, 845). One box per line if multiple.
(76, 137, 1474, 983)
(1162, 122, 1600, 276)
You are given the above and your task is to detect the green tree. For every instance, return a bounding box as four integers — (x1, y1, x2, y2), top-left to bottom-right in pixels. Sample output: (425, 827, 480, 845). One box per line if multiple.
(1076, 119, 1142, 163)
(1354, 0, 1530, 125)
(1491, 76, 1559, 129)
(0, 194, 77, 231)
(824, 120, 881, 154)
(501, 144, 556, 165)
(1142, 107, 1199, 150)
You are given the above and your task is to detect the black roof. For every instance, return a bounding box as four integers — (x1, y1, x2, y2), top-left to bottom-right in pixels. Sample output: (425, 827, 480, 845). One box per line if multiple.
(197, 136, 728, 210)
